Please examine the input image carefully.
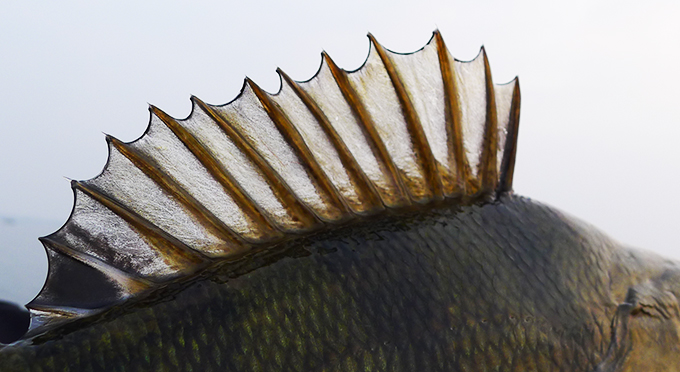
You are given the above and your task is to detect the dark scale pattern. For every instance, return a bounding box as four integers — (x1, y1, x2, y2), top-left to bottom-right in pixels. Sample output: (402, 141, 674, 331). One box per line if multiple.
(0, 196, 625, 371)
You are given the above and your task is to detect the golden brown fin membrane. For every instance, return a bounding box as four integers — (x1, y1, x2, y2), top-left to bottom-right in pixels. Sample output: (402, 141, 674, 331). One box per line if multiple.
(26, 30, 521, 336)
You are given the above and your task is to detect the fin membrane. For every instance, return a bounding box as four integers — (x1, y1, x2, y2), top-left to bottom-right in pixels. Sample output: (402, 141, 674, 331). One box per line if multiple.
(26, 30, 521, 336)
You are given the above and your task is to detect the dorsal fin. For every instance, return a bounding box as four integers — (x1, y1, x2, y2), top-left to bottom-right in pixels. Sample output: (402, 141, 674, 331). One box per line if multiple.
(24, 30, 521, 337)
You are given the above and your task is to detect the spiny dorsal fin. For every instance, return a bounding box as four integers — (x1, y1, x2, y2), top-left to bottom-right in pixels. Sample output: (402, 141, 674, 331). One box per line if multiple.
(25, 30, 521, 337)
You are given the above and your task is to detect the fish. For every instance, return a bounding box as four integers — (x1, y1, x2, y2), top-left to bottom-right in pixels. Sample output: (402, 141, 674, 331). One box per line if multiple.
(1, 30, 679, 371)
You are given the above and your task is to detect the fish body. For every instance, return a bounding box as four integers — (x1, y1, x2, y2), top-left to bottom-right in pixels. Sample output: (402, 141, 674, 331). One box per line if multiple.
(1, 195, 679, 371)
(2, 31, 680, 371)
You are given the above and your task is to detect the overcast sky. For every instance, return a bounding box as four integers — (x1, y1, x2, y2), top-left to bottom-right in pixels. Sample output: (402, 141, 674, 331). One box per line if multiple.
(1, 0, 679, 305)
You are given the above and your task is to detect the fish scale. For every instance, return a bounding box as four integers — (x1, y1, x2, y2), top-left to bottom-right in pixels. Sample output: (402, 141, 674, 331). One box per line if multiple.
(0, 195, 619, 371)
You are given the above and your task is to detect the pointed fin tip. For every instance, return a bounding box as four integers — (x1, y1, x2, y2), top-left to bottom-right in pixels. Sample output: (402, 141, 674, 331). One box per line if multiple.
(366, 33, 381, 52)
(148, 104, 161, 114)
(148, 104, 173, 123)
(480, 46, 490, 68)
(245, 77, 270, 97)
(276, 67, 292, 85)
(472, 45, 487, 63)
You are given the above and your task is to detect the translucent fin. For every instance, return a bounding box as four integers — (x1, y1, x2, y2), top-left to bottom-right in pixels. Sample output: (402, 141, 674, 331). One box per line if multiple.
(26, 30, 521, 336)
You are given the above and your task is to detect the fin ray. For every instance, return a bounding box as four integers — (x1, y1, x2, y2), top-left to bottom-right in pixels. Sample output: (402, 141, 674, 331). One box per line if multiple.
(108, 134, 247, 252)
(369, 34, 444, 202)
(248, 79, 351, 221)
(498, 78, 521, 192)
(276, 69, 385, 215)
(71, 181, 208, 269)
(479, 48, 500, 194)
(193, 96, 322, 231)
(147, 107, 282, 244)
(434, 31, 467, 195)
(323, 52, 412, 208)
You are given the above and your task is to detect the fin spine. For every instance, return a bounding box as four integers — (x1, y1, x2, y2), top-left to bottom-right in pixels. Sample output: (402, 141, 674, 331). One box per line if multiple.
(25, 305, 88, 319)
(191, 96, 323, 231)
(499, 78, 521, 192)
(72, 180, 208, 270)
(323, 51, 411, 208)
(150, 106, 283, 243)
(434, 31, 468, 195)
(479, 48, 500, 194)
(247, 79, 350, 222)
(368, 34, 444, 202)
(107, 135, 246, 249)
(277, 69, 385, 215)
(39, 236, 153, 292)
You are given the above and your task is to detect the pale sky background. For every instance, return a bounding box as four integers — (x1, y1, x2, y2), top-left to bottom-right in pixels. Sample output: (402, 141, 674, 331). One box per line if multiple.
(0, 1, 679, 305)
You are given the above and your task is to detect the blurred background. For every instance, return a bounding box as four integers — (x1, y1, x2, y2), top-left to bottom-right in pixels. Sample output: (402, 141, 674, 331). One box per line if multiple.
(1, 0, 679, 306)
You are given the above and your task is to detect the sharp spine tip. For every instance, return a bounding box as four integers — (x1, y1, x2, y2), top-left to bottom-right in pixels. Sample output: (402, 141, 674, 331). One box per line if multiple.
(244, 77, 258, 89)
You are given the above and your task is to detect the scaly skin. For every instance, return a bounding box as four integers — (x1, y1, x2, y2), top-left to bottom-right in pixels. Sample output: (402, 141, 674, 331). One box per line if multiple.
(1, 194, 679, 371)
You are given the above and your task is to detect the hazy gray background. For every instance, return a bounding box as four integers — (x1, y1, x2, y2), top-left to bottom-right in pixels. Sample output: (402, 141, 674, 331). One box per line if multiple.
(1, 1, 679, 305)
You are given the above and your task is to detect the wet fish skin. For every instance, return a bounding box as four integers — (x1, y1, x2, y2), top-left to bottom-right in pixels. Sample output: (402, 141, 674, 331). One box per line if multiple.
(1, 195, 678, 371)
